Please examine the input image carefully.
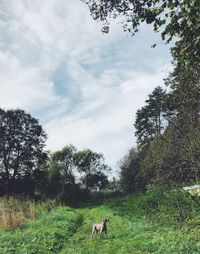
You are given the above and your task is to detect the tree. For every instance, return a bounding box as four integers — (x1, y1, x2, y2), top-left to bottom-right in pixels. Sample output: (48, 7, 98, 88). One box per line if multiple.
(82, 0, 200, 66)
(108, 177, 120, 192)
(0, 109, 47, 193)
(166, 65, 200, 129)
(45, 145, 78, 201)
(139, 66, 200, 184)
(164, 64, 200, 182)
(50, 145, 77, 185)
(134, 86, 171, 148)
(74, 149, 110, 190)
(119, 148, 145, 193)
(81, 171, 109, 191)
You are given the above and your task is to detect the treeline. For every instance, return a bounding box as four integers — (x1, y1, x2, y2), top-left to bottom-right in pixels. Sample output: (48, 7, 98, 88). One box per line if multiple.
(40, 145, 110, 204)
(119, 67, 200, 193)
(0, 109, 110, 204)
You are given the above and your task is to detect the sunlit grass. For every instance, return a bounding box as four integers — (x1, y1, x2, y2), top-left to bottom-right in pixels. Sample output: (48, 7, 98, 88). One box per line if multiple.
(60, 204, 200, 254)
(60, 187, 200, 254)
(0, 187, 199, 253)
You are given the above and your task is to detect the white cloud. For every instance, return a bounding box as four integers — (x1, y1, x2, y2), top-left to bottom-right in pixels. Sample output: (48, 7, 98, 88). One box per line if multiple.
(0, 51, 69, 111)
(45, 66, 170, 171)
(0, 0, 171, 172)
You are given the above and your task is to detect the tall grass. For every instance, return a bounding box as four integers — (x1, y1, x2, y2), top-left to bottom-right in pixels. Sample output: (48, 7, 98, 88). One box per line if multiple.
(0, 196, 56, 230)
(0, 207, 81, 254)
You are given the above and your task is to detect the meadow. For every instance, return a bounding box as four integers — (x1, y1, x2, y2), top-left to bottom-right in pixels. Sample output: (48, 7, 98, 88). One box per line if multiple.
(0, 206, 81, 253)
(0, 187, 199, 253)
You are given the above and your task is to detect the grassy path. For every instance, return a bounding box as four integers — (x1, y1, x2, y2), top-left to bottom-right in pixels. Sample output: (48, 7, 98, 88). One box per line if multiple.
(60, 205, 142, 254)
(0, 198, 198, 253)
(60, 204, 199, 254)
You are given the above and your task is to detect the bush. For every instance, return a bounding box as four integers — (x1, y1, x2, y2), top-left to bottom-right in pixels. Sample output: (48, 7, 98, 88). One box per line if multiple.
(139, 186, 200, 223)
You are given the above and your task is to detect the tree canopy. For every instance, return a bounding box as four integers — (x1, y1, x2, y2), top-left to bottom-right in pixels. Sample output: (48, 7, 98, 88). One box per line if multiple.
(135, 86, 169, 147)
(0, 109, 47, 193)
(83, 0, 200, 66)
(74, 149, 110, 190)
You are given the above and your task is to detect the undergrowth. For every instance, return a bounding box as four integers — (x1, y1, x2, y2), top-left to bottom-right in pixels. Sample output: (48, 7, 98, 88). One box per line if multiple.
(106, 186, 200, 224)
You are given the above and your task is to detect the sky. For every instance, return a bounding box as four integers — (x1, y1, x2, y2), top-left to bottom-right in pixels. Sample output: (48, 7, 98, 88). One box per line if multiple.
(0, 0, 172, 174)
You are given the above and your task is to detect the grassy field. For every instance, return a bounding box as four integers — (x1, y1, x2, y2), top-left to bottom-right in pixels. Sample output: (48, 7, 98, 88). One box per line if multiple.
(61, 205, 161, 254)
(60, 203, 200, 254)
(0, 188, 199, 253)
(0, 206, 81, 253)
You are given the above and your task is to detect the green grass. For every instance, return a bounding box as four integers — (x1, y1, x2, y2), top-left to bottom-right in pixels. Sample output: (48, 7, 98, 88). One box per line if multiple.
(60, 204, 200, 254)
(60, 187, 200, 253)
(0, 207, 81, 254)
(0, 187, 199, 253)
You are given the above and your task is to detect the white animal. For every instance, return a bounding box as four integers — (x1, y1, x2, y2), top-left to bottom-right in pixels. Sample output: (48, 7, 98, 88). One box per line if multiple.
(91, 218, 109, 237)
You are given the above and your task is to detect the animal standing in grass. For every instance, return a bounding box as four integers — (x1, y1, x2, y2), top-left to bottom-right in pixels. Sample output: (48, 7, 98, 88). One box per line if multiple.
(91, 218, 109, 237)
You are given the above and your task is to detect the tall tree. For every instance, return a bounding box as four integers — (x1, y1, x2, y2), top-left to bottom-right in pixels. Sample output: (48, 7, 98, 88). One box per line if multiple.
(44, 146, 82, 204)
(0, 109, 47, 193)
(139, 65, 200, 184)
(50, 145, 77, 185)
(166, 65, 200, 129)
(165, 64, 200, 182)
(74, 149, 110, 190)
(134, 86, 170, 147)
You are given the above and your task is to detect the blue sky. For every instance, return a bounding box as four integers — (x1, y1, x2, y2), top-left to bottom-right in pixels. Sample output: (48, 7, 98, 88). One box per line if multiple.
(0, 0, 172, 173)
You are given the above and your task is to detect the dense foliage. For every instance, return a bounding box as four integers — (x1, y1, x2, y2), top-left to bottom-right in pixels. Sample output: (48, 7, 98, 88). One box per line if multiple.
(0, 109, 47, 195)
(37, 146, 110, 204)
(0, 109, 110, 204)
(119, 148, 145, 193)
(119, 82, 200, 191)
